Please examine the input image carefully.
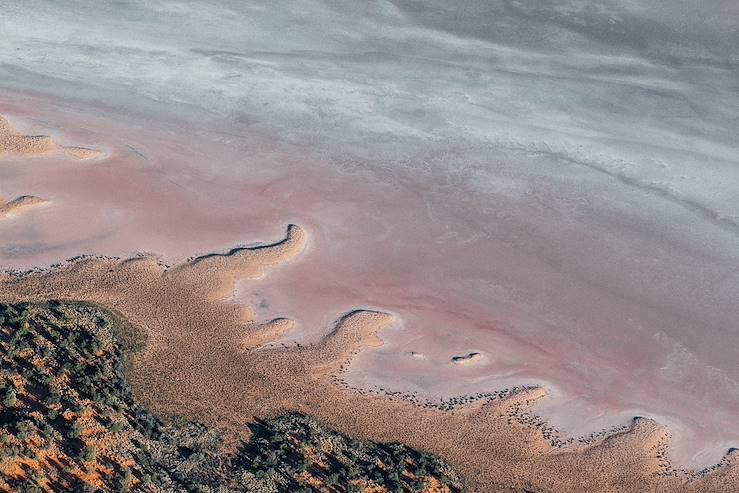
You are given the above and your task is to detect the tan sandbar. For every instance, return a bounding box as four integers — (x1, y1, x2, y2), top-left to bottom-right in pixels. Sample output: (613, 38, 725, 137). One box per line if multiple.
(0, 115, 101, 159)
(0, 195, 49, 218)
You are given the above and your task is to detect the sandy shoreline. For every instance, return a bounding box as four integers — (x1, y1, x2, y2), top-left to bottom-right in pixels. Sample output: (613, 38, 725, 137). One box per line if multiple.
(0, 95, 737, 490)
(0, 222, 736, 492)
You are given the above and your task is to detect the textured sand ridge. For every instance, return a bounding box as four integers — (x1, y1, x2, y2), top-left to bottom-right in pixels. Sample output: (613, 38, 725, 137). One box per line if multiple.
(0, 115, 101, 159)
(0, 225, 736, 492)
(0, 195, 49, 218)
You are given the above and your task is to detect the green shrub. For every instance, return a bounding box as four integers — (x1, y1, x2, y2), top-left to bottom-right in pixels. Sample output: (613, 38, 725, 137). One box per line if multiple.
(3, 388, 17, 408)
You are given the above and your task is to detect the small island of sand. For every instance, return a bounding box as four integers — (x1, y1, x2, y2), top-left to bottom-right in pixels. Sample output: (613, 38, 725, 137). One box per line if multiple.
(451, 351, 483, 365)
(0, 115, 101, 159)
(0, 195, 49, 218)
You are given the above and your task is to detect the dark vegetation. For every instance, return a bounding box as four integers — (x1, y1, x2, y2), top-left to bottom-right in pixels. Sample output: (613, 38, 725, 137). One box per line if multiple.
(0, 302, 464, 492)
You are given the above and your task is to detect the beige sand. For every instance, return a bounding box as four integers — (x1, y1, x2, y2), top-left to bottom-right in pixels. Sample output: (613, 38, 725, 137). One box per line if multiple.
(0, 115, 101, 159)
(0, 225, 735, 492)
(0, 195, 49, 218)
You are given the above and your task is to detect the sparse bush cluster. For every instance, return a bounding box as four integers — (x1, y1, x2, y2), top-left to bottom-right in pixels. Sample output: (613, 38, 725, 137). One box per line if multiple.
(234, 413, 464, 492)
(0, 302, 464, 492)
(0, 302, 165, 492)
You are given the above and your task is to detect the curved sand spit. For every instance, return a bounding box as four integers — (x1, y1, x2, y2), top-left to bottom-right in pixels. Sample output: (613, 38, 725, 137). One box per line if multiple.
(0, 195, 49, 218)
(0, 225, 736, 492)
(0, 115, 101, 159)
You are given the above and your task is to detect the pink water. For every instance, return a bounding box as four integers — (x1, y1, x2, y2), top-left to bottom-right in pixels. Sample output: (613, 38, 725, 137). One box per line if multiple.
(1, 91, 737, 468)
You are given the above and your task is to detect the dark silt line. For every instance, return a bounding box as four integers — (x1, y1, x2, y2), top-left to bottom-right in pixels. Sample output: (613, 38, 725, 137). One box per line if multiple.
(125, 144, 148, 160)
